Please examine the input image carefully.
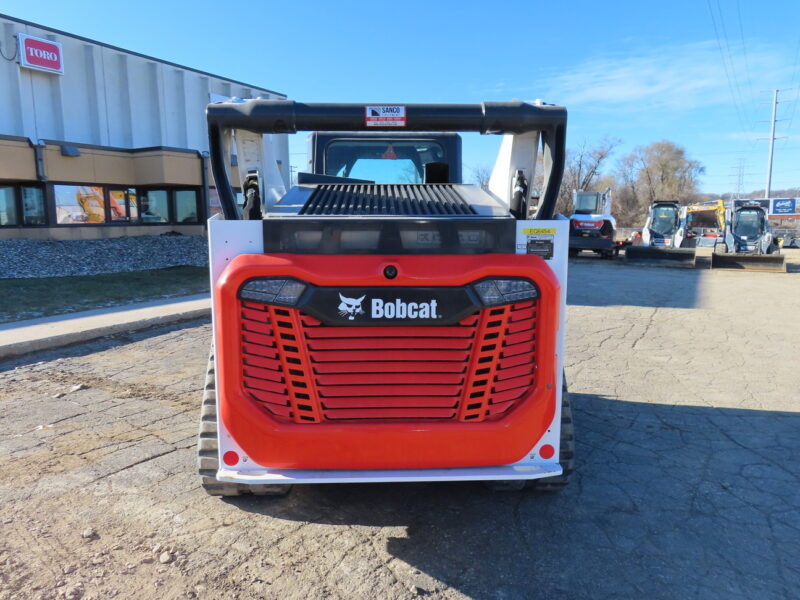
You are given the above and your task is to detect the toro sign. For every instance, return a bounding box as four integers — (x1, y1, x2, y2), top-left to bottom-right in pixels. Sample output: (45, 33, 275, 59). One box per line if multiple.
(18, 34, 64, 75)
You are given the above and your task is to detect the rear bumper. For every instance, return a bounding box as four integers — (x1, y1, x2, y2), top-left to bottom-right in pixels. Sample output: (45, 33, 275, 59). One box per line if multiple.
(569, 235, 613, 250)
(214, 253, 561, 471)
(216, 462, 563, 484)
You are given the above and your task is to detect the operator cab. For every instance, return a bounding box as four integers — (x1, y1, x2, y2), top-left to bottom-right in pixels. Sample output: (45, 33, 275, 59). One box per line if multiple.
(649, 203, 680, 237)
(572, 191, 603, 214)
(733, 208, 766, 239)
(304, 131, 463, 184)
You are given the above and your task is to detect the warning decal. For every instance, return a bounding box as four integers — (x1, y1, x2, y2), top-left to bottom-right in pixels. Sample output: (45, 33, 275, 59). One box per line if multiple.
(522, 227, 557, 235)
(522, 227, 556, 260)
(365, 105, 406, 127)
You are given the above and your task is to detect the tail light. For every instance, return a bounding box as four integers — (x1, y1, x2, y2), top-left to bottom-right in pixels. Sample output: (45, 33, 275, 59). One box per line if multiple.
(472, 278, 538, 306)
(239, 278, 307, 305)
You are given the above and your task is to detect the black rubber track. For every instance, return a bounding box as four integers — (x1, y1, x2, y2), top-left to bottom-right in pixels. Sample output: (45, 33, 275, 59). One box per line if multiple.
(197, 351, 291, 497)
(487, 376, 575, 492)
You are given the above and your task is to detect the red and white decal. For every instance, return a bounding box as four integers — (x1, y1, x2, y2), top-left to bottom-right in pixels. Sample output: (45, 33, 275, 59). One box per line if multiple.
(18, 34, 64, 74)
(365, 105, 406, 127)
(574, 220, 602, 229)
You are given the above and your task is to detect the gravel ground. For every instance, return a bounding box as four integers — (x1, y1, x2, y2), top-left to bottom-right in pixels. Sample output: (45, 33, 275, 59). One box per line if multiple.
(0, 260, 799, 600)
(0, 235, 208, 279)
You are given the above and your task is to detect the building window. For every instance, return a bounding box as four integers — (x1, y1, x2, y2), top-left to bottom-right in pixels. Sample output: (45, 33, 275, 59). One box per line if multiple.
(175, 190, 200, 223)
(1, 184, 204, 227)
(0, 185, 46, 227)
(139, 190, 169, 223)
(208, 188, 222, 218)
(129, 193, 139, 220)
(55, 185, 106, 224)
(207, 187, 241, 218)
(22, 186, 46, 225)
(0, 187, 17, 226)
(109, 188, 137, 222)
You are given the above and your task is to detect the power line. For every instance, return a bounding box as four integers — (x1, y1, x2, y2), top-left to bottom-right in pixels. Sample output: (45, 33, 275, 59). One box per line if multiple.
(706, 0, 750, 135)
(717, 0, 753, 126)
(783, 35, 800, 133)
(735, 0, 755, 102)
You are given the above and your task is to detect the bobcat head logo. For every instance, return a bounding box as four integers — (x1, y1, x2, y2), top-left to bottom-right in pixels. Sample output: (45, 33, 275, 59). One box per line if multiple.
(338, 293, 366, 320)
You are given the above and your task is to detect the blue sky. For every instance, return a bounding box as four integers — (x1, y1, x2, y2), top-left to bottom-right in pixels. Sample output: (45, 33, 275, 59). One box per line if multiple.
(4, 0, 800, 193)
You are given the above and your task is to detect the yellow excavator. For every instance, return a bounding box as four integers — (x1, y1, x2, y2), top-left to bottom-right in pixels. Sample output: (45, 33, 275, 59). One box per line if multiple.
(76, 187, 106, 224)
(686, 200, 725, 247)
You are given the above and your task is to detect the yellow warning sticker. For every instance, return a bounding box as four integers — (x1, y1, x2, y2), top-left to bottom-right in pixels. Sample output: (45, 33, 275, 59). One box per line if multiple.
(523, 227, 557, 235)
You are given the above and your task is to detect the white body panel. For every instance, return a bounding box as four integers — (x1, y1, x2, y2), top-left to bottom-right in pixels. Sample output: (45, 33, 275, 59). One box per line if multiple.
(641, 205, 687, 248)
(234, 129, 289, 208)
(488, 132, 540, 211)
(207, 216, 569, 484)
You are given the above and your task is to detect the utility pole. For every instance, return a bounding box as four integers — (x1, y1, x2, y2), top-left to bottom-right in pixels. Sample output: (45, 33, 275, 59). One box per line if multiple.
(764, 89, 779, 199)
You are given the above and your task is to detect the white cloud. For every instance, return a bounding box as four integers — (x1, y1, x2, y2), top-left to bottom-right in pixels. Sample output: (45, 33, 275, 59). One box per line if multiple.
(540, 40, 793, 113)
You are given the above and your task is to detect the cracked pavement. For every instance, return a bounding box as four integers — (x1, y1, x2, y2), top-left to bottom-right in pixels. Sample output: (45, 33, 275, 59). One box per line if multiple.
(1, 255, 799, 600)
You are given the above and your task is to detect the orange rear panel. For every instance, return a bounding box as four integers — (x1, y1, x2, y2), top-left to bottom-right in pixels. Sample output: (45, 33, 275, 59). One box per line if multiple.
(214, 253, 560, 470)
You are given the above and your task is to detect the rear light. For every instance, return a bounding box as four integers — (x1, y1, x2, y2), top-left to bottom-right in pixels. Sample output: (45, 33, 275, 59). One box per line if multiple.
(472, 278, 538, 307)
(239, 278, 307, 305)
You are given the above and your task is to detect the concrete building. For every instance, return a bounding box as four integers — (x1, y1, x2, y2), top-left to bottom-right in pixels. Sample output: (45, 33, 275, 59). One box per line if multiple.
(0, 13, 288, 240)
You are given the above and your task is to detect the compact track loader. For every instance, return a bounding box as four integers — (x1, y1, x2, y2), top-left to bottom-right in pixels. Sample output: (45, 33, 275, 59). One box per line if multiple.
(198, 100, 573, 495)
(626, 201, 696, 267)
(711, 201, 785, 272)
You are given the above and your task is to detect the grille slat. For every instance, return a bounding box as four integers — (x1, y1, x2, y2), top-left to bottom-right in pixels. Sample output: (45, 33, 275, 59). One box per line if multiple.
(300, 184, 477, 216)
(310, 349, 470, 362)
(313, 361, 466, 374)
(315, 372, 465, 386)
(323, 408, 457, 420)
(322, 396, 460, 409)
(239, 299, 538, 422)
(303, 325, 474, 339)
(306, 338, 473, 351)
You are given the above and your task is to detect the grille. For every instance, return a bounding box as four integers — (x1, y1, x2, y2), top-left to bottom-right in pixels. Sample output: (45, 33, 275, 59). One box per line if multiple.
(239, 298, 538, 423)
(300, 184, 477, 216)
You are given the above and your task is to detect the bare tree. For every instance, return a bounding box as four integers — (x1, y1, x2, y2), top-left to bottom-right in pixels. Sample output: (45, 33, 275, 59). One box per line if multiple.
(612, 141, 705, 226)
(470, 165, 493, 190)
(554, 137, 620, 216)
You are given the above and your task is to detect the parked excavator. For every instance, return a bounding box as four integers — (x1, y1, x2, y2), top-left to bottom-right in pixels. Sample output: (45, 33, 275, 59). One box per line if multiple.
(625, 201, 696, 267)
(712, 201, 786, 272)
(687, 199, 725, 247)
(568, 188, 617, 258)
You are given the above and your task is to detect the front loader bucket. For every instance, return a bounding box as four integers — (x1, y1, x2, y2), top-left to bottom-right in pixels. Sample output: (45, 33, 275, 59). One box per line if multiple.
(710, 252, 786, 272)
(625, 246, 696, 268)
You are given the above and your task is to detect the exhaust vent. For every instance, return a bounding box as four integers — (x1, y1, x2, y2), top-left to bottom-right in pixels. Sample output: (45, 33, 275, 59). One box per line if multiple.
(300, 184, 478, 216)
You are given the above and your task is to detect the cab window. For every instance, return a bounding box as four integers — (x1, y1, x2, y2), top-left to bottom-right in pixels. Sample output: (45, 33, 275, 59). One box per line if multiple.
(325, 140, 445, 184)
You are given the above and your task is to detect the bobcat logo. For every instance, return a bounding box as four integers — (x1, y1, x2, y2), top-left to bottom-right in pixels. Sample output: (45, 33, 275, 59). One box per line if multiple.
(338, 293, 366, 320)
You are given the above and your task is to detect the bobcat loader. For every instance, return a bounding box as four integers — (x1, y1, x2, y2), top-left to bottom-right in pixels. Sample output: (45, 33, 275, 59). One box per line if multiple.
(568, 188, 617, 258)
(712, 201, 785, 272)
(625, 201, 696, 267)
(199, 100, 573, 495)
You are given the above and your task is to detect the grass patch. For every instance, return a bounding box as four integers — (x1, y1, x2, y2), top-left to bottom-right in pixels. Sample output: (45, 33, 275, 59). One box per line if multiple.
(0, 266, 209, 324)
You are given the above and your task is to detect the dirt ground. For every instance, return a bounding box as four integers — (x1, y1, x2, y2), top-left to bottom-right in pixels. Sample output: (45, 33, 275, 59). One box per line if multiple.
(1, 253, 799, 600)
